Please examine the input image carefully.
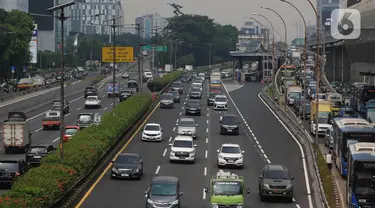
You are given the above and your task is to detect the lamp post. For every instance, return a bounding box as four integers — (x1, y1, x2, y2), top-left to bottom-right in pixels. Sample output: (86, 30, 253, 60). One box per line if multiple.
(280, 0, 308, 120)
(253, 13, 276, 95)
(261, 7, 288, 110)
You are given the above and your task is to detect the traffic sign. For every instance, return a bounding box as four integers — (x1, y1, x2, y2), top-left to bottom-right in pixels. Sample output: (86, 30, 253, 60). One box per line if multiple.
(101, 46, 134, 63)
(141, 45, 168, 52)
(11, 66, 15, 73)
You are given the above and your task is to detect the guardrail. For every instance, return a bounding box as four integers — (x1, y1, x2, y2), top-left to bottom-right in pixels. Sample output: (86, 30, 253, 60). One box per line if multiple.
(260, 86, 330, 208)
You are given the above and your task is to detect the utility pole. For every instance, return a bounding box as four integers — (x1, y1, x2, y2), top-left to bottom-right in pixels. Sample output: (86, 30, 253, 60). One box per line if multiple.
(169, 40, 173, 66)
(110, 18, 117, 109)
(174, 41, 178, 69)
(208, 43, 212, 69)
(136, 23, 143, 95)
(89, 41, 93, 70)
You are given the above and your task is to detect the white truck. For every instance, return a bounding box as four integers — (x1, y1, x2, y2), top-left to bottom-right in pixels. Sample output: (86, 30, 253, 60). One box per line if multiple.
(210, 71, 221, 81)
(2, 112, 31, 154)
(165, 64, 173, 72)
(185, 65, 193, 71)
(286, 85, 302, 105)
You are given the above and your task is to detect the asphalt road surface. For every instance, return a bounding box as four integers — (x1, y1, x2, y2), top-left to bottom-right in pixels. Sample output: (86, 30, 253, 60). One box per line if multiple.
(75, 80, 313, 208)
(0, 71, 141, 195)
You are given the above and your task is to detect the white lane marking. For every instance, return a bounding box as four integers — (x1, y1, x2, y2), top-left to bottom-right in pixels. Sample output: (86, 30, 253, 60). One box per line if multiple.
(202, 189, 206, 199)
(179, 112, 182, 116)
(169, 136, 172, 142)
(176, 119, 179, 123)
(296, 204, 301, 208)
(182, 107, 184, 110)
(98, 80, 106, 89)
(205, 150, 208, 158)
(163, 149, 167, 157)
(102, 95, 106, 98)
(76, 107, 82, 111)
(155, 166, 160, 174)
(260, 148, 264, 154)
(258, 92, 313, 208)
(35, 127, 42, 132)
(53, 137, 60, 142)
(173, 127, 176, 131)
(206, 138, 208, 143)
(70, 96, 83, 103)
(207, 107, 209, 110)
(206, 113, 209, 116)
(204, 167, 207, 176)
(110, 103, 113, 106)
(65, 113, 70, 117)
(206, 120, 208, 124)
(183, 102, 186, 105)
(206, 128, 208, 133)
(104, 107, 107, 110)
(266, 159, 271, 163)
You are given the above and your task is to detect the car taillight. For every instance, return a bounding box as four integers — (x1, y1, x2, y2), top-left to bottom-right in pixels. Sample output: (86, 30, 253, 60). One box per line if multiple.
(15, 172, 20, 176)
(77, 120, 80, 123)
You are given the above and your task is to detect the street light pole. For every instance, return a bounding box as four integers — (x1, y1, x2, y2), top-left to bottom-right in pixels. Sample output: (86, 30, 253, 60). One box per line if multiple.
(111, 19, 116, 109)
(262, 7, 288, 110)
(209, 43, 212, 69)
(136, 23, 142, 95)
(47, 1, 76, 162)
(281, 0, 308, 120)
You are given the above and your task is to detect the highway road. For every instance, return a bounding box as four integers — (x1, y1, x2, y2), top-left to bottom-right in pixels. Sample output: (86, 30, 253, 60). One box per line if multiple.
(0, 71, 142, 194)
(75, 79, 313, 208)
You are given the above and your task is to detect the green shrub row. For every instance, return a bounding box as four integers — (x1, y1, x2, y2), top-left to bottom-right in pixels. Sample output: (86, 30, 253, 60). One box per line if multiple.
(0, 94, 153, 208)
(147, 71, 183, 92)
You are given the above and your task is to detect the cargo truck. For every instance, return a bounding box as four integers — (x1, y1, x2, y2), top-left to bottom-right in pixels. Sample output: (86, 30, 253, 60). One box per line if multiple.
(326, 93, 343, 116)
(2, 112, 31, 154)
(310, 100, 332, 121)
(165, 64, 173, 72)
(286, 85, 302, 105)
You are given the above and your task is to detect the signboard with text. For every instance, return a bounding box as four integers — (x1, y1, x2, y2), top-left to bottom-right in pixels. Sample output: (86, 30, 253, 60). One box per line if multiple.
(101, 46, 134, 63)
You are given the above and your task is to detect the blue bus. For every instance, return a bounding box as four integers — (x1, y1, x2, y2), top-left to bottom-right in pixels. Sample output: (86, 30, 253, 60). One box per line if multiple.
(347, 142, 375, 207)
(107, 83, 119, 97)
(351, 84, 375, 114)
(333, 118, 375, 177)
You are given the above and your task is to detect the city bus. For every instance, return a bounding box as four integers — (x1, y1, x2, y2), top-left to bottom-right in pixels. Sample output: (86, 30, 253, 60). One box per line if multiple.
(347, 142, 375, 207)
(332, 118, 375, 177)
(351, 84, 375, 114)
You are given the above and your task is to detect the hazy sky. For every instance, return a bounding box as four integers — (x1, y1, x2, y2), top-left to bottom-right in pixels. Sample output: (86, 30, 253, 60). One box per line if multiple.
(121, 0, 318, 42)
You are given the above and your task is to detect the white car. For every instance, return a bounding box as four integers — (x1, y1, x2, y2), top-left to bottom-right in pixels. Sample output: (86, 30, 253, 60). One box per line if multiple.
(310, 119, 332, 135)
(217, 143, 244, 168)
(85, 96, 101, 109)
(142, 123, 163, 142)
(169, 136, 197, 163)
(191, 82, 202, 91)
(122, 72, 129, 79)
(214, 95, 228, 110)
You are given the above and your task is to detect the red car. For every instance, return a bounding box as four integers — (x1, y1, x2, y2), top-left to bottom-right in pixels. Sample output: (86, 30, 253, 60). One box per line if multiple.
(63, 126, 80, 142)
(210, 87, 222, 94)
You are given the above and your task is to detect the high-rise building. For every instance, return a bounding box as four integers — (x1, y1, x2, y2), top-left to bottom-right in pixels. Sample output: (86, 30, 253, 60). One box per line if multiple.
(0, 0, 28, 12)
(135, 13, 168, 40)
(317, 0, 339, 33)
(236, 21, 264, 52)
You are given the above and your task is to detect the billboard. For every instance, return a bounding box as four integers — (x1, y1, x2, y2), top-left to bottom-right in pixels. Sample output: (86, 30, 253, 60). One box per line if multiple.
(321, 6, 337, 32)
(29, 24, 38, 64)
(29, 0, 54, 30)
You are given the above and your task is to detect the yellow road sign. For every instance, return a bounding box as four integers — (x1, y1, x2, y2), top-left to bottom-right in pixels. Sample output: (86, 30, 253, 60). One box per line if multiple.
(101, 46, 134, 63)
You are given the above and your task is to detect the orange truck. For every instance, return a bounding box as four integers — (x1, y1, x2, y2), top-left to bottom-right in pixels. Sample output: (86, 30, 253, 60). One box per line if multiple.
(42, 110, 61, 130)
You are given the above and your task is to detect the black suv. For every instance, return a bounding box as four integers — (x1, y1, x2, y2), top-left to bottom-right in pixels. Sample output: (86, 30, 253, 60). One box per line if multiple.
(52, 100, 70, 114)
(145, 176, 183, 207)
(220, 114, 240, 135)
(258, 164, 294, 202)
(84, 86, 98, 98)
(0, 159, 27, 185)
(185, 100, 201, 116)
(26, 144, 55, 166)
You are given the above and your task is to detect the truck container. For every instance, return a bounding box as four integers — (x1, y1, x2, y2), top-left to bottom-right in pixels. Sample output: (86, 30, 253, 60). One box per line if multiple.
(185, 65, 193, 71)
(2, 112, 31, 154)
(165, 64, 173, 72)
(286, 85, 302, 105)
(310, 100, 332, 121)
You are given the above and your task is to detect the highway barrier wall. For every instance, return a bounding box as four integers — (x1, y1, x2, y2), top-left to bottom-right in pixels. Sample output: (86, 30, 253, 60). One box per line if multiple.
(260, 86, 332, 208)
(0, 70, 184, 208)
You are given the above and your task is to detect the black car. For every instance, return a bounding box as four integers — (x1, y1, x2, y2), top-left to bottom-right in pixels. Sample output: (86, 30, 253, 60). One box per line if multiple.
(220, 114, 240, 135)
(170, 91, 181, 103)
(84, 86, 98, 98)
(128, 79, 138, 88)
(185, 99, 201, 116)
(207, 92, 219, 106)
(181, 76, 190, 83)
(258, 164, 294, 202)
(25, 144, 55, 165)
(205, 73, 210, 80)
(0, 159, 27, 185)
(119, 90, 134, 102)
(171, 81, 183, 94)
(145, 176, 183, 207)
(111, 153, 143, 180)
(52, 100, 70, 114)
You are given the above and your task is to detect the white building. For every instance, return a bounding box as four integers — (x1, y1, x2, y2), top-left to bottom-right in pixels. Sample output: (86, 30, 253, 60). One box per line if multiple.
(236, 21, 265, 52)
(0, 0, 28, 12)
(135, 13, 168, 40)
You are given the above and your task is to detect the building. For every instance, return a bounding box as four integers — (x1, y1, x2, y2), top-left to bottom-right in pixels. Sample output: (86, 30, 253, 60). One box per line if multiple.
(54, 0, 124, 52)
(0, 0, 28, 12)
(317, 0, 339, 33)
(236, 21, 264, 52)
(239, 21, 262, 35)
(29, 0, 54, 52)
(306, 25, 316, 40)
(135, 13, 168, 40)
(291, 38, 304, 47)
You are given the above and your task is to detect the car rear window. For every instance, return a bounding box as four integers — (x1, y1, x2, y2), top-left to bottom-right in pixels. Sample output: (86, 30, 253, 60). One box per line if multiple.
(79, 115, 92, 121)
(0, 162, 18, 172)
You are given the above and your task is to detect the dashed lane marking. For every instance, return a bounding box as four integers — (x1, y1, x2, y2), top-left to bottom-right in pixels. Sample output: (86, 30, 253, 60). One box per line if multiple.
(169, 136, 172, 142)
(104, 107, 107, 110)
(205, 150, 208, 158)
(53, 137, 60, 142)
(204, 167, 207, 176)
(206, 128, 208, 133)
(173, 127, 176, 131)
(206, 138, 208, 143)
(155, 166, 160, 174)
(76, 107, 82, 110)
(35, 127, 42, 132)
(179, 112, 182, 116)
(202, 188, 206, 200)
(65, 113, 71, 117)
(162, 149, 167, 157)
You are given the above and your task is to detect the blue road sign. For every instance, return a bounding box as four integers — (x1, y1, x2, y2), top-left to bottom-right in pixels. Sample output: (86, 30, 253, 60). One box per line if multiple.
(11, 66, 15, 73)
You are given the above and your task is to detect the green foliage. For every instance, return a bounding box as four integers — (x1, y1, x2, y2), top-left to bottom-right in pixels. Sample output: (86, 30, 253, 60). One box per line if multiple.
(315, 145, 335, 207)
(155, 14, 238, 67)
(0, 95, 153, 208)
(147, 71, 183, 92)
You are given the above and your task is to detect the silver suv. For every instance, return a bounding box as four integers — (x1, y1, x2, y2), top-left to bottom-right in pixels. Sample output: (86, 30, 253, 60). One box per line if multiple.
(160, 93, 174, 108)
(177, 118, 198, 139)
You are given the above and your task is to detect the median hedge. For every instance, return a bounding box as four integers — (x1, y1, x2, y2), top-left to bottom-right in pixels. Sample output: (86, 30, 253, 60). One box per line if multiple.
(147, 71, 182, 92)
(0, 94, 152, 208)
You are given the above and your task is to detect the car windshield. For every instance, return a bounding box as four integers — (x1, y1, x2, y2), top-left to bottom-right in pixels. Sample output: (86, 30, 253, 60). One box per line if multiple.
(187, 101, 200, 107)
(173, 140, 193, 148)
(116, 155, 139, 164)
(150, 183, 177, 196)
(209, 93, 219, 98)
(79, 115, 92, 121)
(215, 97, 226, 102)
(289, 92, 301, 98)
(222, 146, 241, 153)
(65, 128, 78, 135)
(161, 94, 173, 100)
(28, 147, 48, 153)
(343, 110, 356, 116)
(317, 117, 329, 124)
(191, 88, 200, 92)
(222, 116, 238, 125)
(212, 181, 242, 195)
(87, 97, 97, 101)
(211, 80, 220, 84)
(179, 120, 195, 127)
(172, 83, 182, 88)
(0, 162, 18, 172)
(85, 87, 94, 91)
(53, 102, 61, 106)
(145, 125, 160, 131)
(264, 170, 290, 179)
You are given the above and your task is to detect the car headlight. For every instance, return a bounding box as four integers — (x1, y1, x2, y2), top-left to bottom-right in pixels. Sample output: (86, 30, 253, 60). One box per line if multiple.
(170, 150, 175, 154)
(238, 156, 243, 159)
(171, 199, 179, 205)
(111, 168, 119, 173)
(263, 184, 270, 189)
(286, 184, 292, 189)
(147, 199, 153, 204)
(133, 169, 139, 173)
(218, 155, 224, 159)
(211, 204, 218, 208)
(237, 205, 243, 208)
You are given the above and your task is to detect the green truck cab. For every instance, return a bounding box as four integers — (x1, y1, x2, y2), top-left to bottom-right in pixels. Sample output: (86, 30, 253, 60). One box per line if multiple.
(204, 171, 250, 208)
